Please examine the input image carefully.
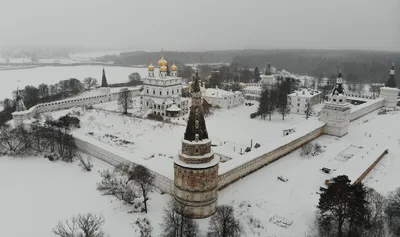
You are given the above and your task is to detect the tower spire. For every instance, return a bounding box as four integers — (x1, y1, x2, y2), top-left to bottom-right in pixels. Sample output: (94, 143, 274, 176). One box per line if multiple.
(386, 63, 396, 88)
(101, 67, 108, 87)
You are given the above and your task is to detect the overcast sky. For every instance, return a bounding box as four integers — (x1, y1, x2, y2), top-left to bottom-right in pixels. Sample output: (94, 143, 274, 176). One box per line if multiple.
(1, 0, 399, 51)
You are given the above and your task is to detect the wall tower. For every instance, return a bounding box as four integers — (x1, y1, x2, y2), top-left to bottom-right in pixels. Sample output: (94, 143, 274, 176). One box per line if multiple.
(173, 71, 219, 219)
(380, 63, 398, 109)
(319, 71, 351, 137)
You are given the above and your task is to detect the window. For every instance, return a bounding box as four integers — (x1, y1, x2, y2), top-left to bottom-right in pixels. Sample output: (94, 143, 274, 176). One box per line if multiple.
(159, 91, 162, 95)
(172, 90, 174, 94)
(297, 103, 300, 106)
(167, 91, 169, 95)
(177, 89, 179, 93)
(153, 90, 155, 95)
(298, 98, 300, 101)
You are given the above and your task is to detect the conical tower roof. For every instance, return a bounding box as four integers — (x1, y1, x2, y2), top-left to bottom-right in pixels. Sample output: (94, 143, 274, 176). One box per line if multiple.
(15, 88, 26, 112)
(184, 71, 209, 142)
(385, 63, 396, 88)
(101, 68, 108, 87)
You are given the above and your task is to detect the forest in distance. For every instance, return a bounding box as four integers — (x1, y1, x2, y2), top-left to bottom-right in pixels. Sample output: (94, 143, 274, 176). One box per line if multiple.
(98, 49, 400, 84)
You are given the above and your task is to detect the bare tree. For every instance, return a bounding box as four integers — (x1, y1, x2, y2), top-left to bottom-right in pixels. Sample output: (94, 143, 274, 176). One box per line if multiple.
(117, 88, 133, 115)
(360, 188, 386, 237)
(97, 169, 138, 205)
(385, 187, 400, 236)
(207, 205, 243, 237)
(0, 123, 25, 154)
(134, 217, 153, 237)
(53, 213, 106, 237)
(83, 77, 98, 91)
(127, 165, 155, 213)
(160, 199, 199, 237)
(78, 154, 93, 172)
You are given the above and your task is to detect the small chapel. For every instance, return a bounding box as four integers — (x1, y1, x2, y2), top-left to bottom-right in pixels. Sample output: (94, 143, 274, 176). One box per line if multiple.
(140, 52, 189, 117)
(173, 71, 220, 219)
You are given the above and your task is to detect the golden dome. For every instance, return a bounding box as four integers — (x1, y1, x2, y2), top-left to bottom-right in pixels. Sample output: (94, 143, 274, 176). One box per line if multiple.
(160, 65, 167, 72)
(148, 63, 154, 71)
(158, 55, 168, 67)
(170, 63, 177, 71)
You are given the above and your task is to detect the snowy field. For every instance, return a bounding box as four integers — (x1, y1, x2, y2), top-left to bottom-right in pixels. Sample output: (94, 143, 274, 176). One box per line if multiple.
(218, 108, 400, 237)
(0, 66, 147, 101)
(49, 101, 305, 178)
(0, 156, 171, 237)
(2, 108, 399, 237)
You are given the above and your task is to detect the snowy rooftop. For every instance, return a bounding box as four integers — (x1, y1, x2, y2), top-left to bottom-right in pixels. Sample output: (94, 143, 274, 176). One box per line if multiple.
(203, 88, 234, 98)
(243, 86, 262, 92)
(288, 89, 321, 98)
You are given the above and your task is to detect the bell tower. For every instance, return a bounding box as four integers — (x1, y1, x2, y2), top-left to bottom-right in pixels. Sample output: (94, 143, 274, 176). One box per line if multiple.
(173, 71, 219, 219)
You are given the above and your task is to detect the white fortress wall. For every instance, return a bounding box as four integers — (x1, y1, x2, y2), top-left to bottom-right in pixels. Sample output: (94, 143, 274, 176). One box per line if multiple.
(12, 87, 140, 122)
(217, 120, 326, 190)
(73, 132, 174, 194)
(349, 98, 385, 121)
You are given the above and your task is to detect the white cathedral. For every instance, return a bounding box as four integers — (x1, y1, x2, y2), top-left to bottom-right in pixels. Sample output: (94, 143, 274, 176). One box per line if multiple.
(140, 53, 189, 117)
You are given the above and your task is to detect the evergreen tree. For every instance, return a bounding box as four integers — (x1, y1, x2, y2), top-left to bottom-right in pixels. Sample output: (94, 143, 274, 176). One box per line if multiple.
(254, 67, 261, 82)
(317, 175, 369, 237)
(276, 81, 290, 120)
(101, 68, 108, 87)
(304, 101, 314, 120)
(257, 89, 268, 119)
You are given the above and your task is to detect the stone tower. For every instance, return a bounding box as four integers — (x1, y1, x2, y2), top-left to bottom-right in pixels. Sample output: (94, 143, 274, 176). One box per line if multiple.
(319, 71, 351, 137)
(12, 88, 28, 127)
(173, 71, 219, 219)
(380, 63, 399, 109)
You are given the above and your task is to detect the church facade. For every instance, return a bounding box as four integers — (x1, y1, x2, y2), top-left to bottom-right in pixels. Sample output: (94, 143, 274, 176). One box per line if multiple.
(140, 53, 189, 117)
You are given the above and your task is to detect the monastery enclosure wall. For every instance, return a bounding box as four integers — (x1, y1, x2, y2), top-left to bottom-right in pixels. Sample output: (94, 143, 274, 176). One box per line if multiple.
(73, 132, 174, 194)
(217, 121, 326, 190)
(349, 98, 385, 121)
(12, 87, 140, 125)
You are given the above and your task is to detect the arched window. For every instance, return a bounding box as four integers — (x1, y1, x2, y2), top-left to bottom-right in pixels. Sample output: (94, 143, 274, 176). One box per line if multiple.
(160, 91, 162, 95)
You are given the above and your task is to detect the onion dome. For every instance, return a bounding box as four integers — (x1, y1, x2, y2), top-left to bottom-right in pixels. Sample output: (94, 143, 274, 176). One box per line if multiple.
(170, 62, 177, 71)
(160, 65, 167, 72)
(158, 55, 168, 67)
(148, 63, 154, 71)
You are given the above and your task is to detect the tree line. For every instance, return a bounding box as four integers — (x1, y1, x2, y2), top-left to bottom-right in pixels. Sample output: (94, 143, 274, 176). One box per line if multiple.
(253, 77, 300, 120)
(0, 72, 143, 125)
(96, 49, 399, 86)
(0, 114, 79, 161)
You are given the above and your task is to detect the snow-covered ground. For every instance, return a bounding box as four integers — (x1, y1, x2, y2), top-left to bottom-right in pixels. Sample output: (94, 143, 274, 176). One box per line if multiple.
(2, 107, 398, 237)
(0, 156, 170, 237)
(0, 66, 147, 100)
(49, 101, 306, 178)
(218, 108, 400, 237)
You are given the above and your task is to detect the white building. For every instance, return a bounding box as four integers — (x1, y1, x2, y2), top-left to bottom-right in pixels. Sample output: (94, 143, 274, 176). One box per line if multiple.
(288, 89, 321, 114)
(242, 84, 262, 100)
(140, 53, 189, 117)
(201, 86, 244, 109)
